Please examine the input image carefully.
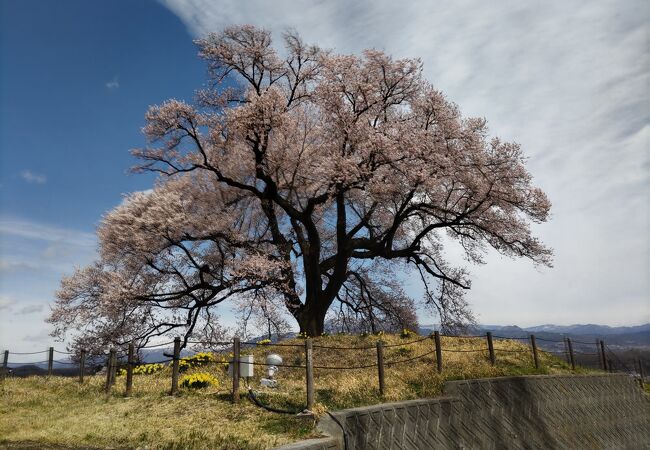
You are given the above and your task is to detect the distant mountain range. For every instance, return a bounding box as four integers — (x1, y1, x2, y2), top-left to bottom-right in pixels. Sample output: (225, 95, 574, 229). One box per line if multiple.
(6, 348, 195, 373)
(503, 323, 650, 335)
(419, 323, 650, 349)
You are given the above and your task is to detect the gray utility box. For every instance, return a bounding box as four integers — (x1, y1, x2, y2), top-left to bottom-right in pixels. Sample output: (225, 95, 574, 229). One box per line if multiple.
(227, 354, 254, 377)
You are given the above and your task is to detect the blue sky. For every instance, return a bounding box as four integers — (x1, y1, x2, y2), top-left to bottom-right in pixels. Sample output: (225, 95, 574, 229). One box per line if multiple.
(1, 0, 204, 225)
(1, 0, 648, 352)
(0, 0, 207, 350)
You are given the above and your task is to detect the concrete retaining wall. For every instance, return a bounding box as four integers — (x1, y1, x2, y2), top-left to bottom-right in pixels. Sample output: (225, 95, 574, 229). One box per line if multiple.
(274, 374, 650, 449)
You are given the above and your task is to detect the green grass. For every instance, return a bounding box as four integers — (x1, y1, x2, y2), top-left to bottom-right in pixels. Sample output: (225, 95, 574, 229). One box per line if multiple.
(0, 334, 588, 449)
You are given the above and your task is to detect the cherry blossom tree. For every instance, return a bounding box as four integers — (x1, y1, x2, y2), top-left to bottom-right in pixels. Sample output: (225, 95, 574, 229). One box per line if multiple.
(50, 25, 552, 346)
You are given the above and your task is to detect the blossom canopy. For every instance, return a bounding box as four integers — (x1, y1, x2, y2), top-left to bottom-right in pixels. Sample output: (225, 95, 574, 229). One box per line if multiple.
(50, 25, 552, 349)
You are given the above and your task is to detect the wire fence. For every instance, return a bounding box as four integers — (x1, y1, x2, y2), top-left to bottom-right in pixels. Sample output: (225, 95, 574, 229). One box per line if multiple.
(1, 332, 646, 412)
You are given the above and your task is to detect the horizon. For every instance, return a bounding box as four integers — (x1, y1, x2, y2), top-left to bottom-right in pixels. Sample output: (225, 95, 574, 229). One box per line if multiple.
(1, 0, 649, 352)
(421, 322, 650, 328)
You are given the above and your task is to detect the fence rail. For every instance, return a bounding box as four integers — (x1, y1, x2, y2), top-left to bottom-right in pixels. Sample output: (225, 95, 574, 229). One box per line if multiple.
(1, 333, 646, 410)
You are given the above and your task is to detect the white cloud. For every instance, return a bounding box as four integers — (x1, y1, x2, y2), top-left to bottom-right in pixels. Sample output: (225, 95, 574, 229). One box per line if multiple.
(0, 217, 96, 249)
(22, 329, 52, 343)
(106, 76, 120, 90)
(0, 217, 97, 351)
(20, 170, 47, 184)
(0, 217, 97, 280)
(0, 295, 14, 311)
(16, 304, 45, 315)
(117, 188, 153, 207)
(0, 259, 39, 273)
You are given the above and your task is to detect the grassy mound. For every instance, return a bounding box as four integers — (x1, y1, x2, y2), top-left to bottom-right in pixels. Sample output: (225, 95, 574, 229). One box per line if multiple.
(0, 334, 587, 449)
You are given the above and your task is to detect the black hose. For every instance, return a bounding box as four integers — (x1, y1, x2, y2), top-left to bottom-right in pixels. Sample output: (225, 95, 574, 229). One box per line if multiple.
(246, 388, 349, 449)
(246, 387, 304, 415)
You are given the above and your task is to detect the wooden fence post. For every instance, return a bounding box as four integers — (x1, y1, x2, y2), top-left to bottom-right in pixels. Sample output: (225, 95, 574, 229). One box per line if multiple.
(110, 349, 117, 387)
(376, 340, 385, 396)
(486, 332, 495, 366)
(567, 338, 576, 370)
(599, 340, 608, 371)
(232, 337, 240, 403)
(2, 350, 8, 379)
(638, 359, 645, 389)
(105, 350, 111, 392)
(79, 350, 86, 384)
(47, 346, 54, 376)
(105, 349, 115, 393)
(305, 339, 314, 411)
(125, 342, 135, 397)
(563, 338, 571, 365)
(434, 331, 443, 374)
(530, 335, 540, 370)
(171, 337, 181, 395)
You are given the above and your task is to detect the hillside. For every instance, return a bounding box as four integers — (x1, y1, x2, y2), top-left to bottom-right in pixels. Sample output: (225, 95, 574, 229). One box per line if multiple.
(0, 334, 589, 450)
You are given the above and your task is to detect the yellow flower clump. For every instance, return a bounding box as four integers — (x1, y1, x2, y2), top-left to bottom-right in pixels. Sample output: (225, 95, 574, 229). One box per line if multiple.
(400, 328, 415, 339)
(178, 352, 217, 372)
(181, 372, 219, 389)
(133, 363, 164, 375)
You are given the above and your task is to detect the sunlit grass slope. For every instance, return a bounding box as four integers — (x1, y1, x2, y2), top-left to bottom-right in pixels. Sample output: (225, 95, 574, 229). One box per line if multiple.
(0, 333, 586, 449)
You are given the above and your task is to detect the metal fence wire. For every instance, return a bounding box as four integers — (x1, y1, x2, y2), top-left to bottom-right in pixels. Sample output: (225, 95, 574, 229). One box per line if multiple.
(1, 333, 645, 410)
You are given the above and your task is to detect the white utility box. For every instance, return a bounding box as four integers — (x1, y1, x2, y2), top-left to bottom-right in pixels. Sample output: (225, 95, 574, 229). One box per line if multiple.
(228, 354, 254, 377)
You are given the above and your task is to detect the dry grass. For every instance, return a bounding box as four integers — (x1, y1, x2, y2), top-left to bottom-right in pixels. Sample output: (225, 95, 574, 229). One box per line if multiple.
(0, 333, 586, 449)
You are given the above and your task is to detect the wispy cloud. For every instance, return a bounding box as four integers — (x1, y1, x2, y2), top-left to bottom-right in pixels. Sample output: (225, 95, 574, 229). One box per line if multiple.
(22, 329, 51, 343)
(16, 304, 45, 315)
(0, 259, 39, 273)
(20, 170, 47, 184)
(159, 0, 650, 326)
(0, 295, 14, 311)
(0, 217, 96, 248)
(106, 76, 120, 90)
(0, 217, 97, 285)
(117, 188, 153, 208)
(0, 217, 97, 351)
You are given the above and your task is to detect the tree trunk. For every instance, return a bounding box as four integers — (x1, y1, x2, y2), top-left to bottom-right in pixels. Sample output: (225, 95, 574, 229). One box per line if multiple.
(295, 302, 329, 336)
(294, 243, 344, 335)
